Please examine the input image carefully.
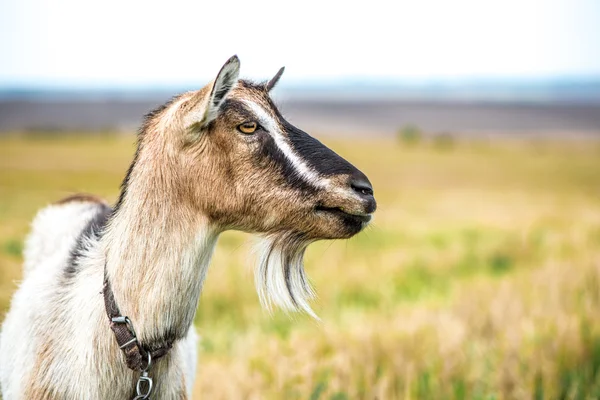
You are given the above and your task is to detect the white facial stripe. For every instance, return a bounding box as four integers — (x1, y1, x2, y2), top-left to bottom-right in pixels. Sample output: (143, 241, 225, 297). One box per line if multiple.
(243, 100, 329, 189)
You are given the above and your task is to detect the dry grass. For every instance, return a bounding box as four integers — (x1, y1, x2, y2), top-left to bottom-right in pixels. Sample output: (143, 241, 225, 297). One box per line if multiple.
(1, 133, 600, 399)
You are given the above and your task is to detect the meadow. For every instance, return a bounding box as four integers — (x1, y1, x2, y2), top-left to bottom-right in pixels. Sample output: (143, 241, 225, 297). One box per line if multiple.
(1, 133, 600, 399)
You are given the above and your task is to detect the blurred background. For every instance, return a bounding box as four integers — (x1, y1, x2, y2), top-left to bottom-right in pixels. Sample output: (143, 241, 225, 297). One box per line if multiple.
(1, 0, 600, 398)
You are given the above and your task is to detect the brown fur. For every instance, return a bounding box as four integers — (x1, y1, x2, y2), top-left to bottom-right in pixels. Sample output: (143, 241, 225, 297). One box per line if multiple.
(104, 73, 372, 338)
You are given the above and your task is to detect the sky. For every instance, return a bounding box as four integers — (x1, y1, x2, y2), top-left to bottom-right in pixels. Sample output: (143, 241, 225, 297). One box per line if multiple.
(0, 0, 599, 88)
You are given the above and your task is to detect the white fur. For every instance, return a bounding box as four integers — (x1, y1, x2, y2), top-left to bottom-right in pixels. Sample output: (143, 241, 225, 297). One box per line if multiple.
(243, 100, 362, 203)
(1, 202, 99, 397)
(21, 202, 100, 277)
(254, 235, 317, 319)
(243, 100, 330, 189)
(0, 201, 202, 399)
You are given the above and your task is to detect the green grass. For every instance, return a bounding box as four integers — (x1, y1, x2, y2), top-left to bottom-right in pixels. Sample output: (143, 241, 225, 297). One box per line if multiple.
(1, 134, 600, 399)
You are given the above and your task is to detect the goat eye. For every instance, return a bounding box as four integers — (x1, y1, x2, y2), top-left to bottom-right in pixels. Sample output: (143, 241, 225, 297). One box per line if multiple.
(237, 121, 258, 134)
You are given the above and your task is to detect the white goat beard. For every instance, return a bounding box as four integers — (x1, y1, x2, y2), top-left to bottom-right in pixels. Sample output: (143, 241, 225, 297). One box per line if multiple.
(254, 233, 318, 319)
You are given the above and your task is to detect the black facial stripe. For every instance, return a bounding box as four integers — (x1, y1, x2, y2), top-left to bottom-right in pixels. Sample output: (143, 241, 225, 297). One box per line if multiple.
(261, 94, 358, 177)
(281, 119, 359, 177)
(220, 98, 318, 192)
(256, 132, 318, 195)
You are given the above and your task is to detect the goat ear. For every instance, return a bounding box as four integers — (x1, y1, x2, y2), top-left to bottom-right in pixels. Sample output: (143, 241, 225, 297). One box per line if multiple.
(266, 66, 285, 92)
(199, 55, 240, 127)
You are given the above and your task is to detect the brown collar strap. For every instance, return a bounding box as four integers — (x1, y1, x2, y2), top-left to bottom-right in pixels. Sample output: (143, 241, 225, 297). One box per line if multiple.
(103, 275, 173, 371)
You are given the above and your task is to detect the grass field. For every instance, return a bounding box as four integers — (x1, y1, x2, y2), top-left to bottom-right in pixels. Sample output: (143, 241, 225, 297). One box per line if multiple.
(1, 133, 600, 399)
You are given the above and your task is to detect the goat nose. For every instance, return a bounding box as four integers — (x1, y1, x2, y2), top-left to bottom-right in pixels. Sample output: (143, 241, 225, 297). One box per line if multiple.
(349, 175, 377, 213)
(349, 174, 374, 197)
(350, 177, 373, 197)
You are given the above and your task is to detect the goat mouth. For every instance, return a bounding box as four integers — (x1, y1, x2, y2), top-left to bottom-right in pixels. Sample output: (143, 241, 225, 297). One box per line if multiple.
(315, 205, 372, 223)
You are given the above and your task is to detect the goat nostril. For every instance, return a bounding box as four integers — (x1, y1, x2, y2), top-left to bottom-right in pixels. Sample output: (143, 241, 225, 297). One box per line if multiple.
(350, 178, 374, 197)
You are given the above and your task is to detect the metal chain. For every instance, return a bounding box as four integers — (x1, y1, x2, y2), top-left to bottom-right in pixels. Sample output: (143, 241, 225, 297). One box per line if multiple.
(133, 352, 153, 400)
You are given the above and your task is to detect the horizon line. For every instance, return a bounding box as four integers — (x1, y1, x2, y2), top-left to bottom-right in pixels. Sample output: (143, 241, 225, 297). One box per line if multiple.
(2, 74, 600, 92)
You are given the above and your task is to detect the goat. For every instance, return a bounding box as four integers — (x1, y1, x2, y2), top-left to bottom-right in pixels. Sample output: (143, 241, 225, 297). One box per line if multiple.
(0, 56, 376, 399)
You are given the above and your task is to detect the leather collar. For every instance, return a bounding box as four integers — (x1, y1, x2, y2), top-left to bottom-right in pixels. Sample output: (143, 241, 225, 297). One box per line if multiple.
(103, 273, 173, 371)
